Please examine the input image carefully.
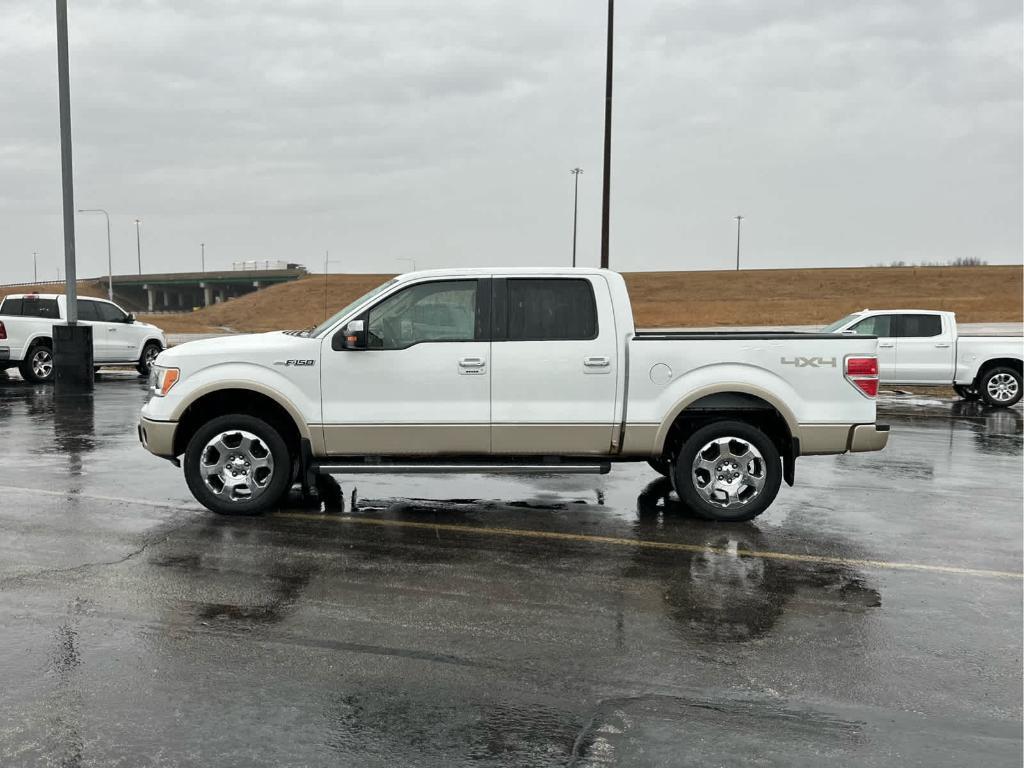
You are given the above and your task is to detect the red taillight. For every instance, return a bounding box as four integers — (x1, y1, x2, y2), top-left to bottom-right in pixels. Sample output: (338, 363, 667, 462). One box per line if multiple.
(845, 356, 879, 398)
(0, 321, 6, 340)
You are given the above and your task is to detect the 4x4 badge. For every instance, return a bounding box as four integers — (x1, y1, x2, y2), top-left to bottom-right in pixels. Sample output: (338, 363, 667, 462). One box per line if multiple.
(780, 356, 837, 368)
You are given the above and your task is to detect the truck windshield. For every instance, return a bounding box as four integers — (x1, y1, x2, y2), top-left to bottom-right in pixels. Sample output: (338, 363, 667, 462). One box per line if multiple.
(311, 279, 398, 337)
(822, 313, 861, 332)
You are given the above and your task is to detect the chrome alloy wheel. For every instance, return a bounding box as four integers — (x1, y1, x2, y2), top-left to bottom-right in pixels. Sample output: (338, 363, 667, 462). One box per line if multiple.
(986, 372, 1019, 403)
(691, 436, 767, 509)
(200, 430, 275, 502)
(32, 348, 53, 379)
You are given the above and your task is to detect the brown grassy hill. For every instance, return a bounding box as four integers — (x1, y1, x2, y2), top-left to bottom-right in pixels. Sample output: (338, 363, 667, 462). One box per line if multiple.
(138, 265, 1022, 334)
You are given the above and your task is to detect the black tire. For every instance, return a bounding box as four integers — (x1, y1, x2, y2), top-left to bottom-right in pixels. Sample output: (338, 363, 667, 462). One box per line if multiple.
(647, 457, 671, 477)
(137, 341, 162, 376)
(184, 414, 292, 515)
(978, 367, 1022, 409)
(673, 420, 782, 522)
(953, 384, 979, 401)
(19, 342, 54, 383)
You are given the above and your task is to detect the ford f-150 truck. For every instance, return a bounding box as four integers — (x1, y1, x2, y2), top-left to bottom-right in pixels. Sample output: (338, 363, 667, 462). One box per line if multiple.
(823, 309, 1023, 407)
(0, 294, 166, 383)
(140, 268, 889, 521)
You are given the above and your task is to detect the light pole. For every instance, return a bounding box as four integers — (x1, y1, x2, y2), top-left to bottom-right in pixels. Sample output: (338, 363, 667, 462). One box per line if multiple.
(397, 257, 417, 272)
(134, 218, 142, 274)
(570, 168, 583, 268)
(78, 208, 112, 300)
(201, 242, 205, 272)
(53, 0, 93, 391)
(734, 215, 744, 270)
(33, 252, 37, 283)
(599, 0, 614, 270)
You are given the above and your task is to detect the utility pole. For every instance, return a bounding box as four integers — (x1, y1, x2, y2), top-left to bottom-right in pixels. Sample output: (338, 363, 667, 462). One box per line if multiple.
(33, 252, 37, 283)
(135, 218, 142, 274)
(570, 168, 583, 268)
(78, 208, 112, 300)
(53, 0, 93, 391)
(201, 242, 205, 272)
(734, 215, 744, 270)
(599, 0, 614, 270)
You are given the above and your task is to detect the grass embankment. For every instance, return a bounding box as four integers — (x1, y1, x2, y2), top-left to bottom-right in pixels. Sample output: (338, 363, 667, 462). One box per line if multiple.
(7, 266, 1019, 333)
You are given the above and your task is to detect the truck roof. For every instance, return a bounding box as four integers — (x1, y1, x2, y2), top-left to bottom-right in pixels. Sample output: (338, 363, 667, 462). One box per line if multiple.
(393, 267, 614, 283)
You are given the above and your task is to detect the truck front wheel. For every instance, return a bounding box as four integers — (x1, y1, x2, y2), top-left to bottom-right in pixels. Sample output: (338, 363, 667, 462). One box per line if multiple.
(953, 384, 979, 401)
(673, 421, 782, 522)
(184, 414, 292, 515)
(979, 367, 1022, 408)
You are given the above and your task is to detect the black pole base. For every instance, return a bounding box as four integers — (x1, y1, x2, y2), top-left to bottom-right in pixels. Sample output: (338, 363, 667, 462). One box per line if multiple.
(53, 324, 94, 394)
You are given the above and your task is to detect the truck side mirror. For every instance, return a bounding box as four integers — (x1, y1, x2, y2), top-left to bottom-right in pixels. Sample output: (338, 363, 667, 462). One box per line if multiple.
(332, 319, 366, 351)
(125, 313, 136, 324)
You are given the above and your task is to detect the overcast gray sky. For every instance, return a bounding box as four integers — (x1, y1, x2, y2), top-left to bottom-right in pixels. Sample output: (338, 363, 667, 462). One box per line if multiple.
(1, 0, 1021, 283)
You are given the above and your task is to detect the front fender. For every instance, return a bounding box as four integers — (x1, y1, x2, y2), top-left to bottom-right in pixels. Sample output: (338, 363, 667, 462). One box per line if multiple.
(160, 362, 319, 440)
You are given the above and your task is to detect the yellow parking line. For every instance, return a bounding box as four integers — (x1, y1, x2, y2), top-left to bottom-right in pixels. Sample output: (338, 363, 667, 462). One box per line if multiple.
(274, 512, 1024, 580)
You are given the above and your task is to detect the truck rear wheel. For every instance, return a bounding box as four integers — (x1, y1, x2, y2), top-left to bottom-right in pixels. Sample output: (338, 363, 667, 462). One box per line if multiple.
(673, 421, 782, 522)
(979, 367, 1022, 408)
(19, 343, 54, 383)
(184, 414, 292, 515)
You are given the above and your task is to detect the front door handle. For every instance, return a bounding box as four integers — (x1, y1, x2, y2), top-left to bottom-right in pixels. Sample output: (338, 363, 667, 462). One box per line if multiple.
(934, 343, 951, 348)
(584, 356, 611, 368)
(458, 357, 486, 375)
(878, 343, 895, 348)
(108, 328, 117, 332)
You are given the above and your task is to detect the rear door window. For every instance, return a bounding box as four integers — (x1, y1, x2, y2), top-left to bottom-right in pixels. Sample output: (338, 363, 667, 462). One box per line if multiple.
(77, 300, 100, 321)
(849, 314, 893, 337)
(20, 298, 60, 318)
(505, 278, 598, 341)
(896, 314, 942, 338)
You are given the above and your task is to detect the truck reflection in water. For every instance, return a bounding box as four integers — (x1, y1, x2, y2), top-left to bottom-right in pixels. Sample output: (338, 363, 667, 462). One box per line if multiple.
(633, 477, 880, 643)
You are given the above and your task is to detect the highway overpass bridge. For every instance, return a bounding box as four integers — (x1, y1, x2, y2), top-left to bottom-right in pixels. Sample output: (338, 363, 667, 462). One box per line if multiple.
(110, 267, 306, 311)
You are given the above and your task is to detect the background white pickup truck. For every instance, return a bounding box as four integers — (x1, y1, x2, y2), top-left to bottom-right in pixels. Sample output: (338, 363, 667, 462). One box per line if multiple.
(0, 294, 166, 383)
(140, 268, 889, 521)
(823, 309, 1023, 407)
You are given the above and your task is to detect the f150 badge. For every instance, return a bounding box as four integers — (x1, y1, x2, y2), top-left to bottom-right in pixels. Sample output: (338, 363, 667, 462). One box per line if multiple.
(781, 356, 836, 368)
(274, 359, 316, 367)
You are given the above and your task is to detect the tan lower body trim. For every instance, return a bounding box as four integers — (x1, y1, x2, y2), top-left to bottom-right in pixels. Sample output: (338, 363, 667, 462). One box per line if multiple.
(490, 424, 613, 455)
(322, 424, 490, 456)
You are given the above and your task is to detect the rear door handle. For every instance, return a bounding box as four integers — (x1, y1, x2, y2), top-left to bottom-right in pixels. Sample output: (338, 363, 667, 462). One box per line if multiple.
(934, 343, 951, 348)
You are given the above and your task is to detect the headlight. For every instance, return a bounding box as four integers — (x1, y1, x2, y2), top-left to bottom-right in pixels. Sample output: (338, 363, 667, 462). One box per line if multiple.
(150, 366, 180, 396)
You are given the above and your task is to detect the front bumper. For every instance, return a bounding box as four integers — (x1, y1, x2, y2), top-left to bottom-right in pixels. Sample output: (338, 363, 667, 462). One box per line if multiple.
(138, 416, 177, 459)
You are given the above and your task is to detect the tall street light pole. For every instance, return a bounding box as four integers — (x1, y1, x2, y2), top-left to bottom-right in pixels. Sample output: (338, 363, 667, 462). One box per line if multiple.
(734, 215, 744, 270)
(53, 0, 93, 391)
(570, 168, 583, 267)
(599, 0, 614, 270)
(135, 218, 143, 274)
(78, 208, 112, 300)
(33, 252, 38, 283)
(201, 242, 205, 272)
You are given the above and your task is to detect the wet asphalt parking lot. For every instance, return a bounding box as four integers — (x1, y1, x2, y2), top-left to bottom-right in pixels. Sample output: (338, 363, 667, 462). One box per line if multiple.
(0, 371, 1020, 767)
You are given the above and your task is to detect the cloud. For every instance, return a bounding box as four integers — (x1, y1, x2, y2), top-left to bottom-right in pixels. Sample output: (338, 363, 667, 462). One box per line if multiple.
(0, 0, 1019, 282)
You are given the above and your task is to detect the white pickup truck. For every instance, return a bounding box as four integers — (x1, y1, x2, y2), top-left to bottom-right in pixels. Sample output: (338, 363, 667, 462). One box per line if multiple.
(140, 268, 889, 521)
(0, 293, 166, 383)
(823, 309, 1023, 407)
